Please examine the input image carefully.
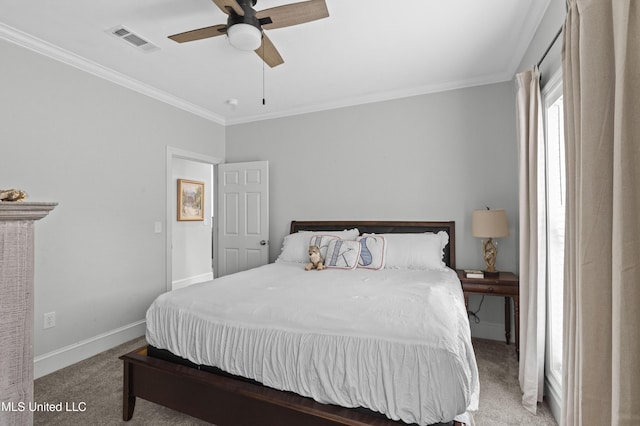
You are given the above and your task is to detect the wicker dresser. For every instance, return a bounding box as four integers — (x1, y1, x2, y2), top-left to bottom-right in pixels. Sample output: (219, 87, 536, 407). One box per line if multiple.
(0, 202, 56, 425)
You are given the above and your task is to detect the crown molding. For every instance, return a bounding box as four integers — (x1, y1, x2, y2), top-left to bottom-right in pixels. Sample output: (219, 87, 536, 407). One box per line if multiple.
(507, 0, 553, 76)
(0, 22, 226, 126)
(0, 18, 535, 127)
(225, 71, 512, 126)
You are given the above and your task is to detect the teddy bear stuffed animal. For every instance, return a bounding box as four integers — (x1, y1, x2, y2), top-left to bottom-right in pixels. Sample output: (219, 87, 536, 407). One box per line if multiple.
(305, 245, 325, 271)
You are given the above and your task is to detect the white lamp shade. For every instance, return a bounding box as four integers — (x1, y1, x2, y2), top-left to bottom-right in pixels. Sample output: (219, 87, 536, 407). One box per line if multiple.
(472, 209, 509, 238)
(227, 23, 262, 51)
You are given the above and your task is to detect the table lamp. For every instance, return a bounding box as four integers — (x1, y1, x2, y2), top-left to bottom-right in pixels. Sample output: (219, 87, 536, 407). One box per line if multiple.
(472, 208, 509, 277)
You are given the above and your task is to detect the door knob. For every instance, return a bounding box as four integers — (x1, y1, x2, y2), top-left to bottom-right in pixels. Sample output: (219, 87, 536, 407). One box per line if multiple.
(260, 240, 268, 246)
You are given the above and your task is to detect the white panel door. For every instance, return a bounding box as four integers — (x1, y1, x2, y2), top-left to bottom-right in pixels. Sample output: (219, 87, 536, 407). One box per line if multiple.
(217, 161, 269, 276)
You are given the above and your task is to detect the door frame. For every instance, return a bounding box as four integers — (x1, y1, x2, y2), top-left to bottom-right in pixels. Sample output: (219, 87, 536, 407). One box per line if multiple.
(166, 146, 223, 292)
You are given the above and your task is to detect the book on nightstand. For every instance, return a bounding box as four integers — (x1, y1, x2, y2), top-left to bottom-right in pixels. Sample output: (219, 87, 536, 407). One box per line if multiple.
(464, 269, 484, 279)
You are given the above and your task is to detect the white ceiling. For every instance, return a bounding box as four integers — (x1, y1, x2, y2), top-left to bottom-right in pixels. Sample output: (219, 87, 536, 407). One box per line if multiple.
(0, 0, 549, 125)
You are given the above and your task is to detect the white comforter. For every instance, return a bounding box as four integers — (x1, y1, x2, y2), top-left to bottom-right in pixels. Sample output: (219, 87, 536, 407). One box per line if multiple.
(146, 262, 479, 425)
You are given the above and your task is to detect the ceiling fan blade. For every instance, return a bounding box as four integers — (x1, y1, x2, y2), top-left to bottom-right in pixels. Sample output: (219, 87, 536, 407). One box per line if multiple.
(255, 34, 284, 68)
(211, 0, 244, 16)
(168, 24, 227, 43)
(256, 0, 329, 30)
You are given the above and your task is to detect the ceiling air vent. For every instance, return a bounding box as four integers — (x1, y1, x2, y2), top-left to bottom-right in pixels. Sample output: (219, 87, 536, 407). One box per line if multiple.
(107, 26, 159, 53)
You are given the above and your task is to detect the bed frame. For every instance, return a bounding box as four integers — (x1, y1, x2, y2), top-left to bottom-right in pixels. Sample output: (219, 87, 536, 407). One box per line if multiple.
(289, 221, 455, 270)
(121, 220, 461, 426)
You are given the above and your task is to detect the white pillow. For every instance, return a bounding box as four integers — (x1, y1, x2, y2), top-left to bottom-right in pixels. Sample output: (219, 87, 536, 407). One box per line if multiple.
(324, 239, 361, 270)
(381, 231, 449, 270)
(357, 235, 386, 270)
(276, 229, 360, 263)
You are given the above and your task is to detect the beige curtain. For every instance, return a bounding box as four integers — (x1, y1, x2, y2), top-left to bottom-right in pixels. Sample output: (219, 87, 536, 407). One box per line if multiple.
(515, 67, 546, 414)
(562, 0, 640, 425)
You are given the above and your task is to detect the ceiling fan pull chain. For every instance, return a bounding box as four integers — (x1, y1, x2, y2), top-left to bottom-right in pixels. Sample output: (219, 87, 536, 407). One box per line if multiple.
(262, 41, 266, 106)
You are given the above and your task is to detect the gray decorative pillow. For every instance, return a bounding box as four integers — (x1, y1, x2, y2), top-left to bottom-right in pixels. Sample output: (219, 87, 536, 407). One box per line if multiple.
(324, 239, 361, 270)
(357, 235, 386, 270)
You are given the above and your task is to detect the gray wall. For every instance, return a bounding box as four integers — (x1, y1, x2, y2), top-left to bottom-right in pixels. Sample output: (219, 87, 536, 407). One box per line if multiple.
(226, 81, 519, 338)
(0, 38, 225, 358)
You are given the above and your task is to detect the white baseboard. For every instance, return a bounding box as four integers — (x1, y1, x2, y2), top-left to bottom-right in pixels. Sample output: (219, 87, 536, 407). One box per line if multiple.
(34, 320, 146, 379)
(172, 272, 214, 291)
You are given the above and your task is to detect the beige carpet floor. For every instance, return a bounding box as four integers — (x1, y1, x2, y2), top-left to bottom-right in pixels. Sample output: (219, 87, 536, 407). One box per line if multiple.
(34, 337, 557, 426)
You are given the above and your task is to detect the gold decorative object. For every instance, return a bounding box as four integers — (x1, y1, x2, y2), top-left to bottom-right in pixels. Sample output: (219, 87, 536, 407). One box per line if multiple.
(472, 208, 509, 276)
(177, 179, 204, 221)
(0, 189, 28, 202)
(482, 239, 498, 272)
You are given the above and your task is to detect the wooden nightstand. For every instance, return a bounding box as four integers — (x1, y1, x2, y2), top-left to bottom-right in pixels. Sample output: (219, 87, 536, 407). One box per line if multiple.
(456, 269, 520, 356)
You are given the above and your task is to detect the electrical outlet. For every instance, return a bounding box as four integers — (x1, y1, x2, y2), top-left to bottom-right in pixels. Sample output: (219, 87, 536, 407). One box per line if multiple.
(43, 312, 56, 329)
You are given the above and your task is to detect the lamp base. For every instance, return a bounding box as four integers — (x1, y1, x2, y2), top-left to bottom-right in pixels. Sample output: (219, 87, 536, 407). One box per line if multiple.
(483, 270, 499, 278)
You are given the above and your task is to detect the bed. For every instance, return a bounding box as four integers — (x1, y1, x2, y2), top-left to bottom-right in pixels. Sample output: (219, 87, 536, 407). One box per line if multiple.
(121, 220, 479, 426)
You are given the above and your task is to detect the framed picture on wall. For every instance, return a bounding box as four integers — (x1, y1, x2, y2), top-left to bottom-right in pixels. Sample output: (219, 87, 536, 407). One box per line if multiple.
(177, 179, 205, 221)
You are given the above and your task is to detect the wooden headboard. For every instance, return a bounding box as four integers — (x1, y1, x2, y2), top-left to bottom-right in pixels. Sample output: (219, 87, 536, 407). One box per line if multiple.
(289, 220, 456, 269)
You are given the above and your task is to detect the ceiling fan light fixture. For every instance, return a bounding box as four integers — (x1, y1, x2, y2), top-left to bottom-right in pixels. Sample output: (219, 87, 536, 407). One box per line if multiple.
(227, 23, 262, 51)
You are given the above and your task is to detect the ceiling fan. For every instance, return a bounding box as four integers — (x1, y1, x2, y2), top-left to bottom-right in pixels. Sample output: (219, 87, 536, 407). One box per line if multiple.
(168, 0, 329, 68)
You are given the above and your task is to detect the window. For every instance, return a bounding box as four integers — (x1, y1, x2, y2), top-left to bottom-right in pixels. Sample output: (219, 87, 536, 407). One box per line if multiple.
(543, 73, 565, 405)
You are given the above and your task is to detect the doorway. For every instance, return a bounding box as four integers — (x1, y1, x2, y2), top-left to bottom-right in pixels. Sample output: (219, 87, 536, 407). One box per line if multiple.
(166, 147, 222, 292)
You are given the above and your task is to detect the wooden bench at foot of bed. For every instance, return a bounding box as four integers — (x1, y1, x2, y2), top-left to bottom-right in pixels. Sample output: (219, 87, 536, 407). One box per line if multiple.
(120, 346, 462, 426)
